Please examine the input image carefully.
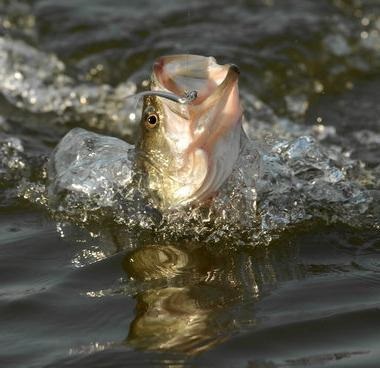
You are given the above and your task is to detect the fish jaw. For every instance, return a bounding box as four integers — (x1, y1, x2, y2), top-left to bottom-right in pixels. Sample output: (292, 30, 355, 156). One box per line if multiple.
(139, 55, 243, 209)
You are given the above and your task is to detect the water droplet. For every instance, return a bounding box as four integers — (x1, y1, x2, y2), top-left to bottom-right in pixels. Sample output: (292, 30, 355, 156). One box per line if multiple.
(345, 81, 354, 89)
(14, 71, 23, 80)
(314, 80, 324, 93)
(129, 112, 136, 121)
(361, 17, 370, 26)
(361, 31, 369, 39)
(2, 19, 11, 28)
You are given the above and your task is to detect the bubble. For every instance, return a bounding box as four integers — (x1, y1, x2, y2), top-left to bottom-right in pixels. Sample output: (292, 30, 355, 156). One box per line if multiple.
(14, 71, 23, 80)
(361, 17, 370, 26)
(314, 81, 324, 94)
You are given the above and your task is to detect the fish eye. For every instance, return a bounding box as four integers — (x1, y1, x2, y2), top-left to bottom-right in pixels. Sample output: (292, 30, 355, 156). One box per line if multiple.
(145, 113, 159, 129)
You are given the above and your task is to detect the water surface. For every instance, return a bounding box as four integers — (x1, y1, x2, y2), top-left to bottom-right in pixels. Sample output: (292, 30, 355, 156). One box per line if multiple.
(1, 1, 380, 367)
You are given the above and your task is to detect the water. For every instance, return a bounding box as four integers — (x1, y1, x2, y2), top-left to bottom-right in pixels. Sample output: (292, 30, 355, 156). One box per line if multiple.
(1, 0, 380, 367)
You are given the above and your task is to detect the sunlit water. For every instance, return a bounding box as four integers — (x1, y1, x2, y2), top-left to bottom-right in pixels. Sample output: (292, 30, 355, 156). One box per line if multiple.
(1, 1, 380, 367)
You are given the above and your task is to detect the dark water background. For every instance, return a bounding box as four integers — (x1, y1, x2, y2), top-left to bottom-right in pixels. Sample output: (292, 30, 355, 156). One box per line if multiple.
(1, 0, 380, 367)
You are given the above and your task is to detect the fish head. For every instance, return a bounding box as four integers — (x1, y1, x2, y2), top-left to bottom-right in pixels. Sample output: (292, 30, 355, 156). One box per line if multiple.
(136, 54, 243, 209)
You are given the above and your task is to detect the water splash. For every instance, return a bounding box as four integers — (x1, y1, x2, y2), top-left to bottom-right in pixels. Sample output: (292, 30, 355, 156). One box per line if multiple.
(0, 20, 376, 246)
(40, 118, 379, 247)
(0, 36, 138, 139)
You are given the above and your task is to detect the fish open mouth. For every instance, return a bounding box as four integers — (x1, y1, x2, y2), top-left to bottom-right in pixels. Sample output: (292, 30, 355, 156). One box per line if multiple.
(152, 54, 240, 106)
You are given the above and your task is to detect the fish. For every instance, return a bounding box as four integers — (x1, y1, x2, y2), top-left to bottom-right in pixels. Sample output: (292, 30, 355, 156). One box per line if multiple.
(136, 54, 244, 209)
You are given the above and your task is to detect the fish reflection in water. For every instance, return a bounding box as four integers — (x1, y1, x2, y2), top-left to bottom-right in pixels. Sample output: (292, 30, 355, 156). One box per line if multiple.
(128, 285, 221, 353)
(121, 241, 298, 354)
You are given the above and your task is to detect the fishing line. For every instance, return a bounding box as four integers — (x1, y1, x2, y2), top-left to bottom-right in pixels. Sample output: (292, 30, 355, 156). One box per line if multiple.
(186, 6, 190, 75)
(128, 5, 197, 120)
(126, 90, 198, 112)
